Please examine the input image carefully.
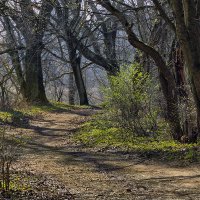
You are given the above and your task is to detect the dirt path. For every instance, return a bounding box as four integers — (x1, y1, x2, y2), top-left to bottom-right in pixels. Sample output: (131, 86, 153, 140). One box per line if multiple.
(16, 108, 200, 200)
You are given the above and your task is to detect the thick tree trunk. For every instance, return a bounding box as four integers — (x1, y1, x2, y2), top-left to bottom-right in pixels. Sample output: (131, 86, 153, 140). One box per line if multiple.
(159, 73, 183, 140)
(185, 31, 200, 133)
(169, 0, 200, 142)
(24, 45, 48, 104)
(7, 0, 53, 104)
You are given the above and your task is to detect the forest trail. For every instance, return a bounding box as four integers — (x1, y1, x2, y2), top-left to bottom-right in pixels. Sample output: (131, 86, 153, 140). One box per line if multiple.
(15, 108, 200, 200)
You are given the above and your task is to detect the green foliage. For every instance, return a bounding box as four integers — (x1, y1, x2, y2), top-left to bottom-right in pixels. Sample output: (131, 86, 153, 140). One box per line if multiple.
(76, 63, 200, 163)
(76, 115, 200, 163)
(103, 63, 159, 136)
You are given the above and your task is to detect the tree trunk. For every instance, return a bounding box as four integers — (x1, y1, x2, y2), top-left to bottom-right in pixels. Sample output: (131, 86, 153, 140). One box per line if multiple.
(71, 57, 89, 106)
(68, 73, 75, 105)
(9, 51, 26, 98)
(8, 0, 53, 104)
(169, 0, 200, 141)
(159, 73, 183, 140)
(65, 31, 89, 106)
(24, 45, 48, 104)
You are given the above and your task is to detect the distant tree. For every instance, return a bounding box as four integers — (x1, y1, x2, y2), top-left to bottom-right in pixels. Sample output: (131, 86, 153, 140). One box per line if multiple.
(52, 0, 89, 105)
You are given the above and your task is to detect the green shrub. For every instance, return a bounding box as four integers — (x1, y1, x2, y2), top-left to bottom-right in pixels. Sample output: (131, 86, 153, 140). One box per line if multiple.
(103, 63, 159, 136)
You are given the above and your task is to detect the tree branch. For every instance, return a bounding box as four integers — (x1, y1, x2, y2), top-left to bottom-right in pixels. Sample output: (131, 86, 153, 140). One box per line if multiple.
(152, 0, 176, 32)
(0, 46, 25, 56)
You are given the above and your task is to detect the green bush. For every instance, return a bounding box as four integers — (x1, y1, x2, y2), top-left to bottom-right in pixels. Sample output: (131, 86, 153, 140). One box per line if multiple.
(103, 63, 159, 136)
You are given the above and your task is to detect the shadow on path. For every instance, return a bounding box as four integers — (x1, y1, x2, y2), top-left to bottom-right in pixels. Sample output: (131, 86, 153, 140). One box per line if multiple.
(18, 108, 200, 199)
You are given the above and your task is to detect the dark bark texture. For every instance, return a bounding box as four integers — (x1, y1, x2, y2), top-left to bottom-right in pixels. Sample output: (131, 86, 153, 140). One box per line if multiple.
(170, 0, 200, 141)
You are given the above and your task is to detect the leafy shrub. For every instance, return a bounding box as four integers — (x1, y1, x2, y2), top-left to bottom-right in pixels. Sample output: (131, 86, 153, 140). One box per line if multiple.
(103, 63, 159, 136)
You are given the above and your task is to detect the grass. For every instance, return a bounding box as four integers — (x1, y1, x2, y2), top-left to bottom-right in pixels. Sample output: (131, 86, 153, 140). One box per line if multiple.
(76, 114, 200, 163)
(0, 101, 90, 124)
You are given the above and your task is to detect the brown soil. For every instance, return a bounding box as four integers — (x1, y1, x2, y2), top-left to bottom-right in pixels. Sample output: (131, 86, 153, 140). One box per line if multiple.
(14, 108, 200, 199)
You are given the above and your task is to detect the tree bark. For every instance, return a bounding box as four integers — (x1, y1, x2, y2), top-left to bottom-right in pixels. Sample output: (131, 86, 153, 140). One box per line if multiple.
(68, 73, 75, 105)
(9, 51, 26, 98)
(9, 0, 53, 104)
(71, 57, 89, 105)
(24, 44, 48, 103)
(65, 35, 89, 105)
(169, 1, 200, 140)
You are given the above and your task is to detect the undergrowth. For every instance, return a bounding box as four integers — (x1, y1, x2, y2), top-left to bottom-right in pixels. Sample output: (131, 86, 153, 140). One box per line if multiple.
(76, 114, 200, 163)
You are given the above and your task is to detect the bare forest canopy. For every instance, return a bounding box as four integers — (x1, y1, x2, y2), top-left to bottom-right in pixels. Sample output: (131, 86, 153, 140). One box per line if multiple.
(0, 0, 199, 144)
